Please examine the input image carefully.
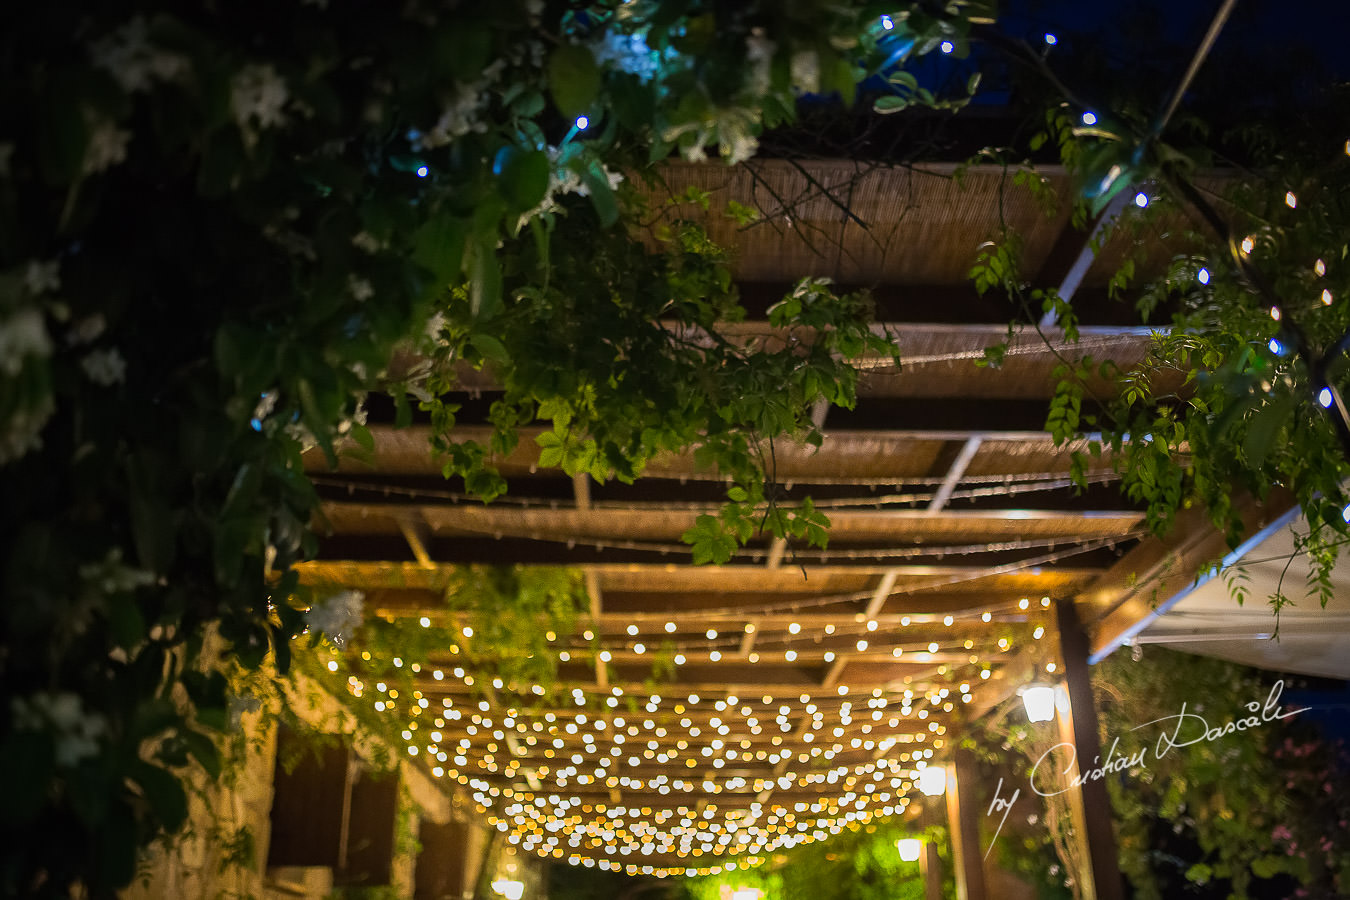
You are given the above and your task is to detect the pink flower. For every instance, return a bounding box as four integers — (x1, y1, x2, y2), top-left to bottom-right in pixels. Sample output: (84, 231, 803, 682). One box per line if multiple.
(1272, 825, 1293, 841)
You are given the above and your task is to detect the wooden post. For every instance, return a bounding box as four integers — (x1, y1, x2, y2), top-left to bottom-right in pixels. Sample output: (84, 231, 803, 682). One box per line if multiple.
(944, 747, 986, 900)
(1056, 599, 1126, 900)
(920, 841, 943, 900)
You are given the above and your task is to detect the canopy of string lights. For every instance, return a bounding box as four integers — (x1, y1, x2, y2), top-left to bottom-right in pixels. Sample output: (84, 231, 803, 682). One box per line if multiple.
(293, 159, 1259, 876)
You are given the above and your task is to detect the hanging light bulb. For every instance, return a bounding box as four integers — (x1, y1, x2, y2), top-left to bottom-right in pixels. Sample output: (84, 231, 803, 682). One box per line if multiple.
(918, 765, 947, 796)
(1020, 685, 1056, 723)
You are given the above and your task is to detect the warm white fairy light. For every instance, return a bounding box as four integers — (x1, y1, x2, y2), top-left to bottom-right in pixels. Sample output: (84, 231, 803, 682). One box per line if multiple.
(325, 610, 1028, 879)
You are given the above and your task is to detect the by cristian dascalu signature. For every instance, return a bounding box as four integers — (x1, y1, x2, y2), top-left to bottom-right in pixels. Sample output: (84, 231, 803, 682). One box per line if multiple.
(982, 680, 1308, 857)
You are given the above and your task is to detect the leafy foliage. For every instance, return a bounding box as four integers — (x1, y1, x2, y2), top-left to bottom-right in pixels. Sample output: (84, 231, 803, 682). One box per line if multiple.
(683, 821, 954, 900)
(1093, 648, 1350, 899)
(969, 649, 1350, 900)
(424, 199, 896, 559)
(0, 0, 989, 892)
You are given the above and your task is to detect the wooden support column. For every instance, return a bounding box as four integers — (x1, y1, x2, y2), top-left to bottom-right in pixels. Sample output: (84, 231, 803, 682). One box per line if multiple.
(944, 747, 986, 900)
(920, 841, 943, 900)
(1055, 599, 1125, 900)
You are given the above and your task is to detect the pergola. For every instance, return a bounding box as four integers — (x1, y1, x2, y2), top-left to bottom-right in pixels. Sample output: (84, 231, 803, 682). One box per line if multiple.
(294, 157, 1288, 894)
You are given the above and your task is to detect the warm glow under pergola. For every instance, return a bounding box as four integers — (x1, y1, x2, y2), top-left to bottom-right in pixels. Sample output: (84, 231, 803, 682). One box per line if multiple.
(307, 585, 1062, 876)
(294, 158, 1213, 875)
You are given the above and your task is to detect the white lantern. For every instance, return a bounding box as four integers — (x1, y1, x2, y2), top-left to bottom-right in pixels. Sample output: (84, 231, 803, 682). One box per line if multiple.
(731, 889, 763, 900)
(896, 838, 923, 862)
(918, 764, 947, 797)
(1021, 684, 1056, 723)
(492, 879, 524, 900)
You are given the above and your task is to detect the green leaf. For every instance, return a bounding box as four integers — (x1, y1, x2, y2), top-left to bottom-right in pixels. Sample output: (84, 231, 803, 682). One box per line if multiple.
(1183, 862, 1212, 885)
(681, 514, 738, 565)
(469, 333, 511, 366)
(495, 147, 551, 212)
(131, 761, 189, 832)
(297, 378, 336, 465)
(1241, 392, 1293, 469)
(350, 421, 375, 453)
(183, 729, 222, 779)
(536, 430, 566, 469)
(548, 44, 600, 119)
(127, 459, 175, 574)
(468, 235, 503, 321)
(107, 594, 147, 652)
(412, 211, 468, 285)
(874, 95, 911, 114)
(581, 162, 619, 228)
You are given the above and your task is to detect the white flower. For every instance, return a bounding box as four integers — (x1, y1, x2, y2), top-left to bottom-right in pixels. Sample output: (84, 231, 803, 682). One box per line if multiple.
(591, 31, 660, 83)
(420, 84, 488, 148)
(718, 119, 759, 165)
(250, 390, 279, 430)
(745, 32, 776, 95)
(83, 118, 132, 174)
(351, 230, 384, 253)
(263, 225, 316, 260)
(81, 347, 127, 385)
(0, 307, 52, 375)
(231, 64, 289, 130)
(24, 260, 60, 295)
(89, 17, 187, 93)
(79, 549, 156, 592)
(790, 50, 820, 94)
(67, 314, 106, 345)
(284, 420, 318, 450)
(348, 275, 374, 302)
(305, 589, 365, 646)
(0, 392, 53, 464)
(423, 311, 446, 347)
(10, 692, 108, 767)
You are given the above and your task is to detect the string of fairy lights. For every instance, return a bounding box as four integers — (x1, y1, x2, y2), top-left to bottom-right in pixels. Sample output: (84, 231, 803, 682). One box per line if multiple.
(321, 591, 1062, 877)
(310, 469, 1122, 507)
